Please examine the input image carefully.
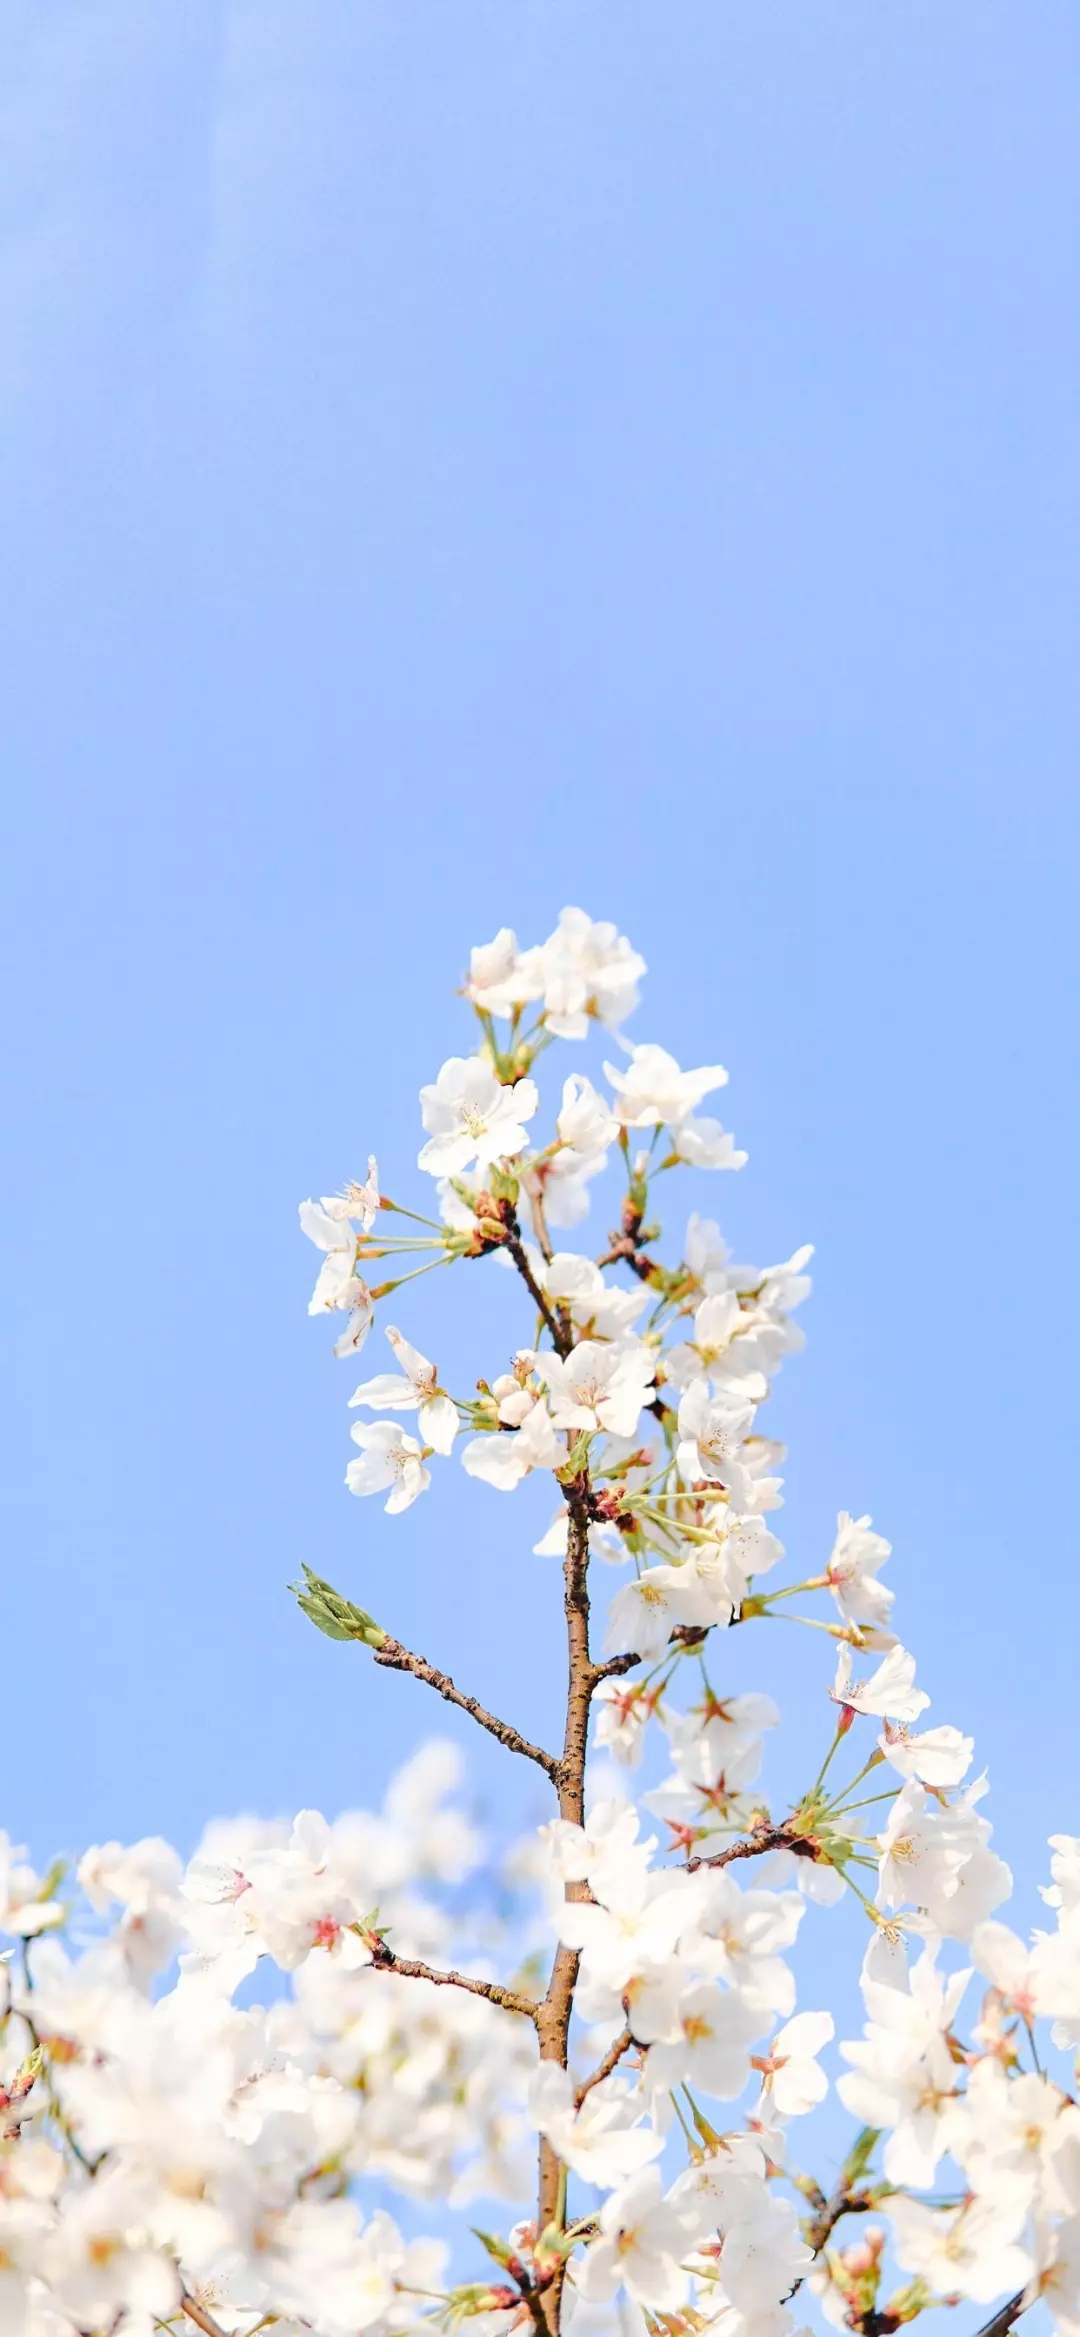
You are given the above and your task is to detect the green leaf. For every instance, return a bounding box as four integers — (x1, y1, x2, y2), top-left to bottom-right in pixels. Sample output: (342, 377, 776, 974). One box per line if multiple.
(470, 2230, 516, 2271)
(840, 2125, 881, 2186)
(558, 1432, 592, 1481)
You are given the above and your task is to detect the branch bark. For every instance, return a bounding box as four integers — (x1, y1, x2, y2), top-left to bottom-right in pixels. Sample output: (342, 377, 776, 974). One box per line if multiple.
(183, 2298, 231, 2337)
(803, 2177, 873, 2256)
(536, 1487, 595, 2329)
(373, 1639, 560, 1781)
(686, 1824, 820, 1873)
(969, 2294, 1029, 2337)
(501, 1212, 572, 1356)
(589, 1650, 641, 1683)
(574, 2026, 635, 2107)
(369, 1941, 539, 2024)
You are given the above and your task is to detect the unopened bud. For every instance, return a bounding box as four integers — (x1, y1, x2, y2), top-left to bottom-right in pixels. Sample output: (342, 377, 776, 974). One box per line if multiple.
(446, 2283, 517, 2323)
(839, 2239, 878, 2276)
(8, 2047, 44, 2102)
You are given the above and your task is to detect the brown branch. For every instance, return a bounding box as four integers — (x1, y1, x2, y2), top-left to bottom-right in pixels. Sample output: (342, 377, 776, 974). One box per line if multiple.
(590, 1650, 642, 1683)
(782, 2180, 875, 2314)
(968, 2295, 1028, 2337)
(596, 1194, 660, 1285)
(501, 1211, 572, 1355)
(804, 2179, 873, 2256)
(183, 2299, 230, 2337)
(536, 1486, 595, 2327)
(369, 1941, 540, 2023)
(686, 1824, 819, 1874)
(555, 1491, 594, 1827)
(373, 1638, 559, 1781)
(574, 2026, 635, 2107)
(596, 1237, 658, 1284)
(589, 1624, 713, 1690)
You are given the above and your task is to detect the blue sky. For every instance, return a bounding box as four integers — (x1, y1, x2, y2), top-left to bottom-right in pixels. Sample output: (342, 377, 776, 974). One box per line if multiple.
(1, 0, 1078, 1988)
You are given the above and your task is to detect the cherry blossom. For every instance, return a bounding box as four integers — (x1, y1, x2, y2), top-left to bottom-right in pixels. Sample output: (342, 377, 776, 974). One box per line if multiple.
(572, 2166, 694, 2311)
(603, 1042, 730, 1129)
(754, 2008, 833, 2117)
(536, 908, 646, 1041)
(532, 1337, 656, 1439)
(527, 2064, 661, 2189)
(555, 1072, 620, 1156)
(299, 1199, 362, 1313)
(349, 1326, 459, 1454)
(825, 1512, 895, 1627)
(417, 1058, 538, 1176)
(465, 930, 544, 1018)
(459, 1396, 563, 1489)
(831, 1643, 928, 1723)
(675, 1380, 758, 1502)
(346, 1421, 431, 1511)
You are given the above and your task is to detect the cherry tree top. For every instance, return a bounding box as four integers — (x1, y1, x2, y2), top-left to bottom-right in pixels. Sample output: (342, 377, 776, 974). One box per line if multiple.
(2, 907, 1079, 2337)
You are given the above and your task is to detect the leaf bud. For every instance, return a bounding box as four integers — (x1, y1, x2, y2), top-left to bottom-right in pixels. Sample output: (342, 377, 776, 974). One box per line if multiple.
(290, 1565, 388, 1648)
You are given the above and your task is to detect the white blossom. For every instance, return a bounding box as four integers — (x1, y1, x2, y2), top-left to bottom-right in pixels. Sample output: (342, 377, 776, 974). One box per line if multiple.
(825, 1512, 895, 1627)
(604, 1043, 729, 1129)
(534, 1338, 656, 1440)
(346, 1421, 431, 1511)
(536, 909, 646, 1041)
(528, 2064, 661, 2190)
(349, 1326, 459, 1454)
(417, 1057, 538, 1175)
(460, 1397, 563, 1489)
(831, 1643, 928, 1723)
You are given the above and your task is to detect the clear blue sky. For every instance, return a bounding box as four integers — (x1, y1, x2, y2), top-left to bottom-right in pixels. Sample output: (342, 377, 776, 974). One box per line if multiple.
(1, 4, 1077, 1959)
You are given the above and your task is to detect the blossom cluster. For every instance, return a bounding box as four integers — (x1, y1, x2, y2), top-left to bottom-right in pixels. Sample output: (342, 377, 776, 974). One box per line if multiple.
(292, 909, 1080, 2337)
(0, 1747, 538, 2337)
(4, 907, 1074, 2337)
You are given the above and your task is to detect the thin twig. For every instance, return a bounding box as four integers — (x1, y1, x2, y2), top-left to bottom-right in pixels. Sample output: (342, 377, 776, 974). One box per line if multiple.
(804, 2178, 873, 2255)
(502, 1210, 572, 1355)
(373, 1639, 560, 1781)
(19, 1943, 101, 2176)
(574, 2027, 635, 2107)
(969, 2295, 1029, 2337)
(590, 1650, 641, 1683)
(686, 1824, 815, 1873)
(183, 2297, 231, 2337)
(589, 1621, 713, 1688)
(369, 1941, 539, 2024)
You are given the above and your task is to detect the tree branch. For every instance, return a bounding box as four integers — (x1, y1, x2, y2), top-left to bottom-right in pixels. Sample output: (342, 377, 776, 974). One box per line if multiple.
(369, 1941, 540, 2024)
(596, 1194, 660, 1285)
(373, 1638, 560, 1781)
(589, 1650, 641, 1683)
(686, 1824, 819, 1874)
(536, 1485, 595, 2326)
(183, 2298, 231, 2337)
(574, 2026, 635, 2107)
(969, 2295, 1028, 2337)
(595, 1237, 657, 1284)
(589, 1623, 713, 1688)
(804, 2178, 873, 2256)
(501, 1206, 572, 1356)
